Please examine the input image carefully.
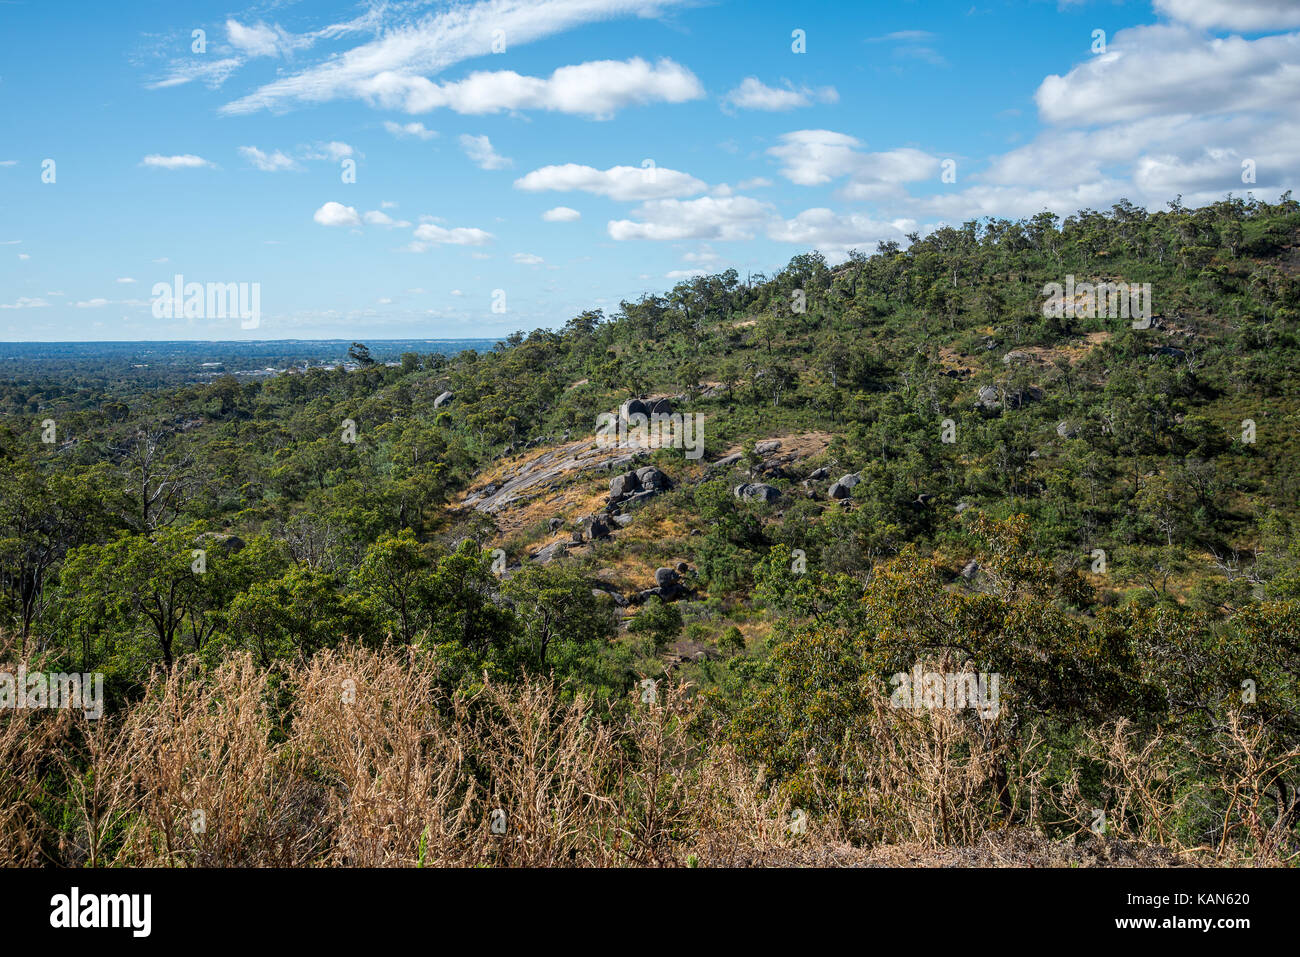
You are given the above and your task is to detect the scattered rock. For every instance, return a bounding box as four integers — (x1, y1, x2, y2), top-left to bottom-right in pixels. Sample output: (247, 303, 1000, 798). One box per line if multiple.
(961, 560, 979, 579)
(620, 398, 650, 421)
(532, 541, 568, 564)
(828, 473, 861, 499)
(755, 439, 782, 454)
(976, 386, 1002, 410)
(808, 466, 830, 480)
(195, 532, 245, 554)
(609, 470, 642, 502)
(635, 466, 672, 491)
(1002, 351, 1032, 365)
(654, 567, 680, 588)
(433, 390, 455, 408)
(548, 517, 564, 532)
(1056, 421, 1080, 439)
(734, 482, 782, 503)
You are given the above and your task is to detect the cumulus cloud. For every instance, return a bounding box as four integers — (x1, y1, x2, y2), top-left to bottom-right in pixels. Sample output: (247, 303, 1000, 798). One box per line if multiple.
(383, 121, 437, 139)
(1035, 26, 1300, 126)
(460, 134, 511, 170)
(768, 208, 918, 261)
(542, 206, 581, 221)
(513, 252, 545, 264)
(1155, 0, 1300, 31)
(345, 57, 702, 119)
(410, 223, 494, 247)
(723, 77, 838, 111)
(0, 297, 50, 309)
(363, 210, 412, 228)
(141, 154, 212, 169)
(219, 1, 694, 115)
(515, 163, 707, 201)
(238, 145, 298, 171)
(608, 196, 774, 241)
(313, 201, 361, 226)
(304, 141, 354, 161)
(768, 131, 940, 198)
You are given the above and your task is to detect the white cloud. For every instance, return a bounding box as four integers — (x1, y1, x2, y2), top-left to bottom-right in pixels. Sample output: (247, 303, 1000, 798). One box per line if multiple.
(313, 201, 361, 226)
(17, 253, 29, 261)
(513, 252, 545, 264)
(542, 206, 582, 222)
(1155, 0, 1300, 31)
(411, 223, 494, 247)
(383, 121, 437, 139)
(238, 145, 299, 171)
(460, 134, 511, 170)
(0, 297, 49, 309)
(304, 141, 354, 161)
(116, 277, 136, 284)
(608, 196, 774, 241)
(515, 163, 706, 201)
(768, 131, 940, 198)
(768, 208, 918, 261)
(75, 298, 110, 308)
(666, 269, 708, 279)
(363, 210, 412, 227)
(148, 10, 382, 90)
(226, 20, 288, 58)
(352, 57, 702, 119)
(141, 154, 212, 169)
(218, 0, 695, 114)
(1035, 26, 1300, 126)
(723, 77, 838, 111)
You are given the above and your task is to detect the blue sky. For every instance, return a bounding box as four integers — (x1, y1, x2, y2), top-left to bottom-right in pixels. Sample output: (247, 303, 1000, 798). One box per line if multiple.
(2, 0, 1298, 341)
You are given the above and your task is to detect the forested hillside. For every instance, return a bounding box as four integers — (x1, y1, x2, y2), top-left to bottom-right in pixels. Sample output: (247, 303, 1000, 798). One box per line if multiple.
(4, 193, 1300, 866)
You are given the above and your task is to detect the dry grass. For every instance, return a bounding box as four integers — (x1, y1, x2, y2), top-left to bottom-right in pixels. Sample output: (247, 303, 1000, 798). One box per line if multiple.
(1, 641, 1294, 867)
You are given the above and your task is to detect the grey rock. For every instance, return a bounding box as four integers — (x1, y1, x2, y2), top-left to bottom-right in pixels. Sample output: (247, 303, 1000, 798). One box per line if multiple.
(734, 482, 781, 503)
(609, 470, 642, 501)
(620, 398, 650, 421)
(533, 541, 568, 564)
(961, 560, 979, 579)
(433, 390, 455, 408)
(1056, 420, 1080, 439)
(635, 466, 671, 491)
